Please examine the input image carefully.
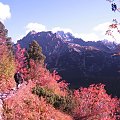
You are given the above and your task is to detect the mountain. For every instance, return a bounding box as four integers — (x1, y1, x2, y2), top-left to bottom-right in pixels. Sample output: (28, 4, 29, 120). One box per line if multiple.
(17, 31, 120, 97)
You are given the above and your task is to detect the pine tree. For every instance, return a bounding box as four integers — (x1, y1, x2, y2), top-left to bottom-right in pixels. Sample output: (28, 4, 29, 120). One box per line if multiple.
(27, 40, 45, 64)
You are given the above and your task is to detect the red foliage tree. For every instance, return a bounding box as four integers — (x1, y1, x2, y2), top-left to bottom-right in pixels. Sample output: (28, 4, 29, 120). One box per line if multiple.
(28, 59, 69, 96)
(15, 44, 28, 80)
(72, 84, 118, 120)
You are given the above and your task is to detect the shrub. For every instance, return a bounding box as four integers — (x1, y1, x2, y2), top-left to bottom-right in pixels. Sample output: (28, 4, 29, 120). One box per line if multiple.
(32, 86, 75, 114)
(3, 81, 73, 120)
(72, 84, 118, 120)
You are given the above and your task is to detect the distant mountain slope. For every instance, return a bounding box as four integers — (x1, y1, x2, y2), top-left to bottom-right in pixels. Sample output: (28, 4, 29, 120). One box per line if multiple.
(17, 31, 120, 97)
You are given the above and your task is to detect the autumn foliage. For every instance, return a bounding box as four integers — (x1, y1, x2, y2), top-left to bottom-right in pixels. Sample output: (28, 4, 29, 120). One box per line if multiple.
(15, 44, 28, 80)
(28, 59, 68, 96)
(72, 84, 118, 120)
(0, 38, 15, 92)
(0, 42, 119, 120)
(3, 81, 72, 120)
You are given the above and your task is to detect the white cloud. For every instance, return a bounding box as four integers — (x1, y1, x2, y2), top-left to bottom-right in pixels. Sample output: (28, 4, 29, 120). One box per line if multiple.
(93, 22, 120, 43)
(107, 30, 120, 43)
(52, 27, 73, 33)
(17, 21, 120, 43)
(51, 27, 97, 41)
(51, 23, 113, 42)
(75, 33, 99, 41)
(0, 2, 11, 22)
(25, 22, 46, 34)
(16, 22, 46, 42)
(22, 24, 102, 42)
(72, 22, 119, 42)
(93, 22, 111, 35)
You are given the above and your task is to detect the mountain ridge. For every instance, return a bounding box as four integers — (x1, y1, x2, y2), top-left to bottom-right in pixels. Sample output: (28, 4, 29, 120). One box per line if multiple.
(16, 30, 120, 97)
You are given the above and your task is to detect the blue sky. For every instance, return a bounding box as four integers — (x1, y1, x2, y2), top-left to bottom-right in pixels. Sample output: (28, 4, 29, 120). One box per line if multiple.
(0, 0, 120, 43)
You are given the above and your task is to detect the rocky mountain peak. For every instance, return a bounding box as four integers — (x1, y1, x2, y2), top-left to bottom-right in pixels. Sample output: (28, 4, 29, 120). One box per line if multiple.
(16, 31, 120, 97)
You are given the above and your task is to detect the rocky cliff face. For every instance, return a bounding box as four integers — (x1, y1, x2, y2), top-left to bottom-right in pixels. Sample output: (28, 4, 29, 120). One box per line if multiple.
(17, 31, 120, 97)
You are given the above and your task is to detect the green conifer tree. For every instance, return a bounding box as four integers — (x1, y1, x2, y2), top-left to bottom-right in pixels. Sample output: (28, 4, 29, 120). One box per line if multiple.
(28, 40, 45, 64)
